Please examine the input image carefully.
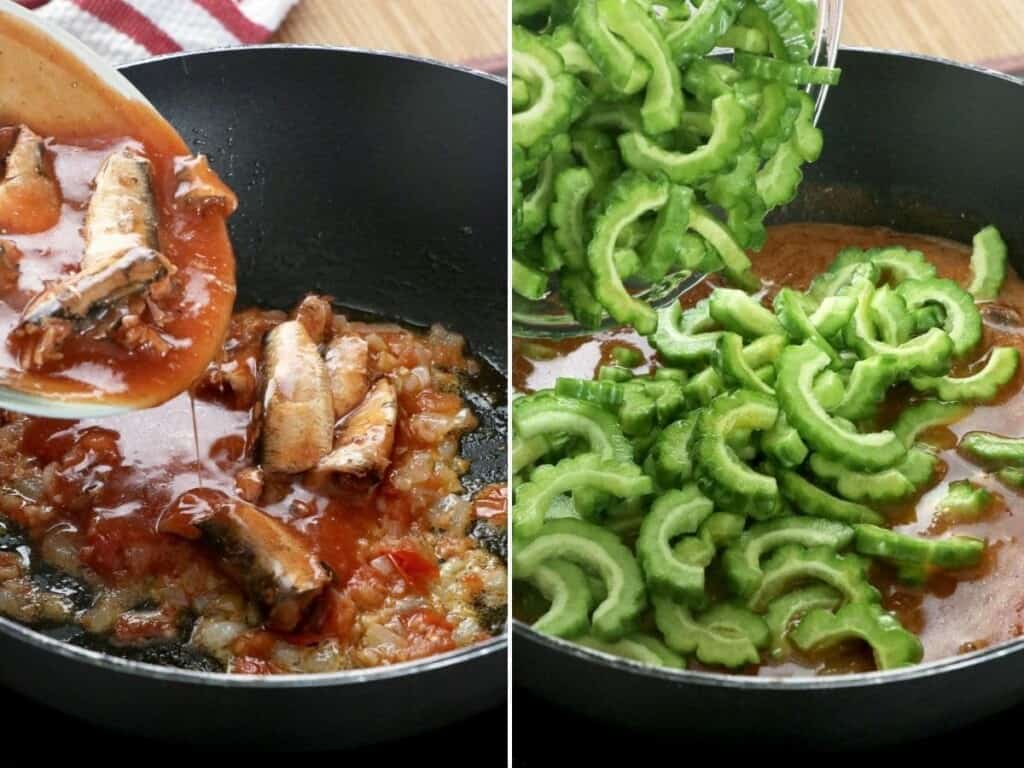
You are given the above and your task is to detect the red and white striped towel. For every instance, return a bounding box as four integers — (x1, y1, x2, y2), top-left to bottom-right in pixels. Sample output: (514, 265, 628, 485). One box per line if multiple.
(17, 0, 298, 64)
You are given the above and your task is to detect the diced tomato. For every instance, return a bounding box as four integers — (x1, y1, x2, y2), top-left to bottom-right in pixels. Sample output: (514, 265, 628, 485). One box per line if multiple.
(402, 608, 455, 658)
(229, 656, 275, 675)
(406, 608, 452, 630)
(473, 483, 507, 522)
(386, 548, 439, 591)
(113, 609, 178, 645)
(231, 630, 277, 659)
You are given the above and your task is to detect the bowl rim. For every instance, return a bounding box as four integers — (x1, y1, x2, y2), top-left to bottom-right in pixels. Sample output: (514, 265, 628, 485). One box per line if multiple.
(512, 45, 1023, 692)
(0, 43, 507, 688)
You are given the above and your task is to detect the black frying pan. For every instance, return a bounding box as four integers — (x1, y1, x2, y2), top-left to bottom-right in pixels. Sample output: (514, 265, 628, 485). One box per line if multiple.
(514, 48, 1024, 750)
(0, 46, 507, 750)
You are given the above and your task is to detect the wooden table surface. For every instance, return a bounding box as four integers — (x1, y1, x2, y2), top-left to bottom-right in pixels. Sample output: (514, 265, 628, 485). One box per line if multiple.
(274, 0, 507, 71)
(842, 0, 1024, 73)
(274, 0, 1024, 75)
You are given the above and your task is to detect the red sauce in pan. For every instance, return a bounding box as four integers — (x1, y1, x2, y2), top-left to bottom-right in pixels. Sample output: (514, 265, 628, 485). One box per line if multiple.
(1, 312, 501, 671)
(22, 374, 440, 590)
(0, 13, 235, 407)
(514, 223, 1024, 673)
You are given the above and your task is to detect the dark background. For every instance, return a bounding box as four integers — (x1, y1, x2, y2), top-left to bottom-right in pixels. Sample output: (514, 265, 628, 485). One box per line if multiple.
(9, 684, 1022, 757)
(512, 686, 1020, 757)
(4, 688, 506, 757)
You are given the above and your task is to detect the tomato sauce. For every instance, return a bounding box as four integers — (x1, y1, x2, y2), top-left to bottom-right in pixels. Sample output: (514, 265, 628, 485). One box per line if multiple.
(0, 12, 235, 408)
(0, 307, 504, 671)
(514, 223, 1024, 671)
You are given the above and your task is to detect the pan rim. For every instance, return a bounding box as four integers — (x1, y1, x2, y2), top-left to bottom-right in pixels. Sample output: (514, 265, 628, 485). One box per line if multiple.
(513, 619, 1024, 690)
(0, 46, 507, 688)
(0, 616, 504, 686)
(120, 42, 508, 86)
(513, 46, 1022, 692)
(839, 44, 1023, 86)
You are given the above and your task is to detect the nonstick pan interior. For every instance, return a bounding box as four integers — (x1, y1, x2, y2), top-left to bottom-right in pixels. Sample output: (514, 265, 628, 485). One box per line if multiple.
(0, 46, 507, 750)
(779, 48, 1024, 248)
(514, 48, 1024, 749)
(143, 46, 509, 365)
(125, 44, 509, 491)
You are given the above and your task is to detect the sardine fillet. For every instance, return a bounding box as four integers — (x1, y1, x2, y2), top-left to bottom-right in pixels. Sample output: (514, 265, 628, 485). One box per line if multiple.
(0, 125, 60, 233)
(21, 246, 171, 325)
(291, 294, 333, 345)
(196, 496, 330, 632)
(260, 320, 335, 474)
(174, 154, 238, 215)
(18, 146, 172, 329)
(3, 125, 46, 181)
(325, 334, 369, 419)
(83, 147, 159, 271)
(315, 377, 397, 480)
